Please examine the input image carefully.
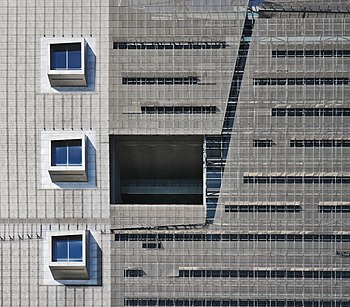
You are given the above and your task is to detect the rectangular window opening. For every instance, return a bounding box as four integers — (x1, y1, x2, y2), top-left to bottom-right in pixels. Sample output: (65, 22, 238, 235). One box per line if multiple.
(122, 77, 199, 85)
(254, 78, 348, 86)
(113, 41, 227, 50)
(272, 108, 350, 117)
(50, 43, 82, 70)
(272, 49, 350, 58)
(141, 106, 217, 114)
(52, 235, 83, 262)
(290, 140, 350, 147)
(253, 140, 273, 147)
(243, 176, 350, 184)
(110, 136, 203, 205)
(51, 139, 82, 166)
(115, 233, 350, 242)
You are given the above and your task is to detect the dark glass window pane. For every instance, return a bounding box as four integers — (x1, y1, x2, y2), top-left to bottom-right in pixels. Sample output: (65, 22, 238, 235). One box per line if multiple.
(68, 141, 82, 165)
(52, 140, 82, 166)
(52, 141, 68, 166)
(52, 235, 83, 262)
(305, 50, 314, 57)
(69, 236, 83, 261)
(51, 43, 81, 70)
(51, 50, 66, 69)
(277, 50, 286, 57)
(68, 49, 82, 69)
(52, 237, 68, 261)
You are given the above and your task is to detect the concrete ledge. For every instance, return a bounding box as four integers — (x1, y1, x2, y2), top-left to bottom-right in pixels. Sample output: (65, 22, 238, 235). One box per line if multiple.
(49, 167, 88, 182)
(48, 71, 87, 87)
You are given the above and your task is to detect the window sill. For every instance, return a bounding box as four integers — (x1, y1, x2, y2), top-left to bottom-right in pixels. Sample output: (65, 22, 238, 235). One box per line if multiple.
(49, 165, 88, 182)
(48, 69, 87, 87)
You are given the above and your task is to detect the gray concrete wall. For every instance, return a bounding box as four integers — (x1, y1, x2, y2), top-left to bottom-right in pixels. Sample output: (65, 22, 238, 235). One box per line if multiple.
(0, 0, 111, 305)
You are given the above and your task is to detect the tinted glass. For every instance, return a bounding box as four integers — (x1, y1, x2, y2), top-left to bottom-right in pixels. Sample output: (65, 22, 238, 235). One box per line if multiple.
(52, 237, 68, 261)
(52, 141, 68, 166)
(69, 236, 83, 261)
(52, 140, 82, 166)
(68, 140, 82, 165)
(68, 44, 82, 69)
(51, 43, 81, 70)
(50, 44, 66, 70)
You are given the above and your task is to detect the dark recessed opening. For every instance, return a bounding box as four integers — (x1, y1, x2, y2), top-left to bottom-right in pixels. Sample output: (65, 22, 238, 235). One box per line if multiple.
(110, 135, 203, 205)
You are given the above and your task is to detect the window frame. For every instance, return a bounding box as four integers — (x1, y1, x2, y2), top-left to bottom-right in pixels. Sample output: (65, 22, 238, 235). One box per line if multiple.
(52, 235, 83, 262)
(50, 43, 82, 71)
(51, 139, 83, 167)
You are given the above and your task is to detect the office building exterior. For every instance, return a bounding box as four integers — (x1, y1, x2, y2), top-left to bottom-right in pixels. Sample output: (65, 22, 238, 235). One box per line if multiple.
(1, 0, 350, 305)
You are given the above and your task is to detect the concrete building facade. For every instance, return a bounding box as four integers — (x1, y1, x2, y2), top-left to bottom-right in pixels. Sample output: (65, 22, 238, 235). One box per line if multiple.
(1, 0, 350, 306)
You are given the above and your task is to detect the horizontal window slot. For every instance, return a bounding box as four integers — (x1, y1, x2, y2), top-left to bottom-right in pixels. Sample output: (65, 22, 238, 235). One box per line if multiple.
(122, 77, 199, 85)
(225, 205, 301, 213)
(261, 8, 350, 15)
(115, 233, 350, 242)
(254, 78, 348, 86)
(290, 140, 350, 147)
(141, 242, 162, 249)
(124, 269, 145, 277)
(272, 108, 350, 117)
(320, 206, 350, 213)
(179, 269, 350, 278)
(259, 36, 350, 43)
(124, 298, 350, 307)
(141, 106, 218, 114)
(253, 140, 273, 147)
(272, 50, 350, 58)
(243, 176, 350, 184)
(114, 42, 227, 50)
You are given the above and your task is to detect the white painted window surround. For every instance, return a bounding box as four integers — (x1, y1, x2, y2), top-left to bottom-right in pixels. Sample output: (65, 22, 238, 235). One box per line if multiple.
(40, 37, 96, 93)
(42, 229, 101, 286)
(40, 130, 96, 189)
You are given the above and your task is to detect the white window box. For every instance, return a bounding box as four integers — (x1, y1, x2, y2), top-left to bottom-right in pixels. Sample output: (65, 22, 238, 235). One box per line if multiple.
(48, 38, 87, 87)
(48, 135, 87, 182)
(49, 230, 89, 280)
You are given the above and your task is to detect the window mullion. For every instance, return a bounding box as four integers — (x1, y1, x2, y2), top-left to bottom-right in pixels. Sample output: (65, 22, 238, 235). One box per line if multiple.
(66, 141, 69, 165)
(67, 237, 70, 261)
